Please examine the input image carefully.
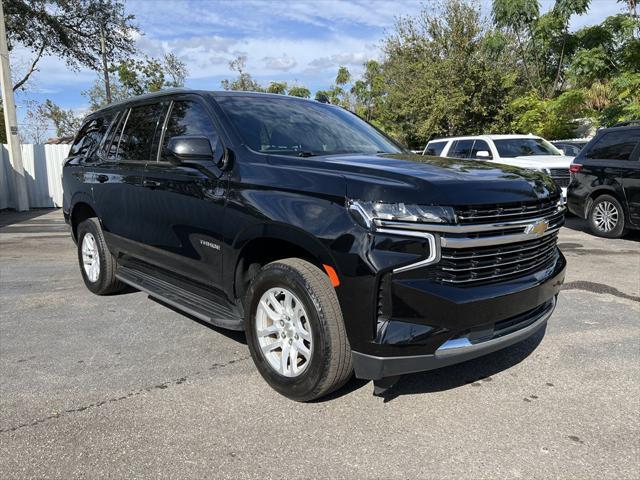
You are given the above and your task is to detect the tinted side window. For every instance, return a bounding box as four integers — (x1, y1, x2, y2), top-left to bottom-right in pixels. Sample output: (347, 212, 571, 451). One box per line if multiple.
(69, 114, 115, 159)
(120, 103, 167, 162)
(160, 100, 218, 161)
(586, 131, 640, 161)
(103, 110, 127, 161)
(425, 141, 446, 156)
(471, 140, 492, 159)
(450, 140, 474, 159)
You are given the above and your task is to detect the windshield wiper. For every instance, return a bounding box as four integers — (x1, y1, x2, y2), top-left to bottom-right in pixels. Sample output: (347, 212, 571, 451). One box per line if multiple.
(298, 151, 318, 157)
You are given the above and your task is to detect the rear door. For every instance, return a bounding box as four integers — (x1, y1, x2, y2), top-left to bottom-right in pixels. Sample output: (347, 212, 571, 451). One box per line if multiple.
(91, 101, 168, 254)
(140, 96, 227, 288)
(582, 128, 640, 226)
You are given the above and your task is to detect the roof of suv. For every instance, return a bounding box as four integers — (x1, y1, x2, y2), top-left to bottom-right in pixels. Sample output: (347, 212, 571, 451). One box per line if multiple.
(428, 134, 540, 143)
(88, 88, 321, 118)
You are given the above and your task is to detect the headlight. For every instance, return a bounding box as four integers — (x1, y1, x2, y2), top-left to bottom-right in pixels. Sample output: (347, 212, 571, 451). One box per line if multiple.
(348, 200, 455, 228)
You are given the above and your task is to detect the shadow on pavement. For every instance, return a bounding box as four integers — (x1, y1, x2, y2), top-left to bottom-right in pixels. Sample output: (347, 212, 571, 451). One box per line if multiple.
(563, 215, 640, 242)
(149, 296, 248, 345)
(0, 208, 58, 228)
(321, 327, 547, 402)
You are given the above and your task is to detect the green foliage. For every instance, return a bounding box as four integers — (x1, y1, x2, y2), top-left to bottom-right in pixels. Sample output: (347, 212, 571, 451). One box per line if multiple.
(506, 90, 585, 138)
(83, 54, 188, 111)
(287, 86, 311, 98)
(39, 100, 83, 137)
(4, 0, 137, 91)
(220, 56, 264, 92)
(379, 0, 519, 147)
(266, 81, 288, 94)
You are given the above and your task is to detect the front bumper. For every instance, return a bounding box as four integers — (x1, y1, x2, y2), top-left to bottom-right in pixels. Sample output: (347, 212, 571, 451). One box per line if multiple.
(353, 296, 555, 380)
(351, 250, 565, 380)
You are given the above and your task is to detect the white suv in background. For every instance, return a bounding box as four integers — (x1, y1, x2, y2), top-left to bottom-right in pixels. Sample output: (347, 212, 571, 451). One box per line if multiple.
(423, 134, 573, 197)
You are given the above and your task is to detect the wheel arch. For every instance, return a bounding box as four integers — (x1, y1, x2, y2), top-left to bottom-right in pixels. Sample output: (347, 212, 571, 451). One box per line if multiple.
(230, 223, 338, 301)
(585, 187, 628, 219)
(69, 195, 98, 242)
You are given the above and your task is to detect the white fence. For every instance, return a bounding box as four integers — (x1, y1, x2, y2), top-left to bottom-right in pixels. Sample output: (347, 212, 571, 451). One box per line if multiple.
(0, 144, 71, 210)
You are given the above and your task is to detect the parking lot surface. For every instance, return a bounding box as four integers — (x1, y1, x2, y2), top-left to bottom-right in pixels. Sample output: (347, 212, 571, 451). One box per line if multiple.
(1, 209, 639, 479)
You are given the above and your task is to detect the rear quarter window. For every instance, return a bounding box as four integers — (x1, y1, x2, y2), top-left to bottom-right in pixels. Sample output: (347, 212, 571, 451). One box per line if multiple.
(69, 113, 115, 160)
(585, 130, 640, 161)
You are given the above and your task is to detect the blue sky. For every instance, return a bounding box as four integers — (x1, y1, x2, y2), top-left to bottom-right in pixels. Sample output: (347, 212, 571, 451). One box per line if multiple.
(14, 0, 622, 136)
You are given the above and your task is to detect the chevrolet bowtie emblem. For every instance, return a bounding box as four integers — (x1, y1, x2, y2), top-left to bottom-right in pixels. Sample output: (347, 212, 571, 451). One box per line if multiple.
(526, 220, 549, 236)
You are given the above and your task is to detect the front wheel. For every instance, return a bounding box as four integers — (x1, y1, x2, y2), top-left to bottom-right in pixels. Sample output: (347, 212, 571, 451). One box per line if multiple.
(588, 194, 627, 239)
(245, 258, 352, 401)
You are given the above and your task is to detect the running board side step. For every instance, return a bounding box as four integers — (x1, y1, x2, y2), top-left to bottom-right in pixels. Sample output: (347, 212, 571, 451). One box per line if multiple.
(116, 265, 244, 331)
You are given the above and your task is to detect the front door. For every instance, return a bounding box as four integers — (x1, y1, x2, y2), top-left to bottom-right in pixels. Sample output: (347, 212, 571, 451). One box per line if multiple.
(140, 97, 227, 289)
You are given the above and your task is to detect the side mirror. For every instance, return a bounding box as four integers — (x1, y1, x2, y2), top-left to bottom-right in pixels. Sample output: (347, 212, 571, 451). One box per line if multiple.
(558, 149, 565, 156)
(476, 150, 491, 158)
(165, 136, 214, 165)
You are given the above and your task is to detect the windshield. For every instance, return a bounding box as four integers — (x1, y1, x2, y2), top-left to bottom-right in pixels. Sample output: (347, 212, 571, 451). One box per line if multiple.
(493, 138, 562, 158)
(215, 96, 402, 157)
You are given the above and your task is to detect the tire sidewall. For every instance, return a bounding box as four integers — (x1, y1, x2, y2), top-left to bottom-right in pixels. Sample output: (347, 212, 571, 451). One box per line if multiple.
(245, 263, 332, 400)
(588, 195, 626, 239)
(77, 219, 110, 294)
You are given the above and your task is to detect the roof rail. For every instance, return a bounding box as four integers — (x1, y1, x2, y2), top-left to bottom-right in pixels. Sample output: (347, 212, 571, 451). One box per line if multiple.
(612, 120, 640, 127)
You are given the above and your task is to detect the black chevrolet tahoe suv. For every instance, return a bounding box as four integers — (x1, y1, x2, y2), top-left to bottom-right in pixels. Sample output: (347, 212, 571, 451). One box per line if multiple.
(63, 90, 566, 401)
(567, 122, 640, 238)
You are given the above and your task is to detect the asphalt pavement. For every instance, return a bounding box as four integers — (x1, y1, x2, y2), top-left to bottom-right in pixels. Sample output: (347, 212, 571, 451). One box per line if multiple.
(1, 209, 638, 479)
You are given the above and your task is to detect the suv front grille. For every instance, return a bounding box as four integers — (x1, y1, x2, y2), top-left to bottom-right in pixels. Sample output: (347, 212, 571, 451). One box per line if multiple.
(382, 198, 565, 287)
(454, 198, 559, 224)
(434, 232, 559, 285)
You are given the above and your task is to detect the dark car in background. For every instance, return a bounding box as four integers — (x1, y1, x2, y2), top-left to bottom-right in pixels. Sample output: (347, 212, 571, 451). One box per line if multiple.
(63, 90, 566, 400)
(567, 121, 640, 238)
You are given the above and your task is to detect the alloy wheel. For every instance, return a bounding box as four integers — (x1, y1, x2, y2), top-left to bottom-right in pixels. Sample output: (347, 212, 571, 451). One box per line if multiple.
(81, 233, 100, 282)
(255, 287, 313, 377)
(593, 201, 619, 233)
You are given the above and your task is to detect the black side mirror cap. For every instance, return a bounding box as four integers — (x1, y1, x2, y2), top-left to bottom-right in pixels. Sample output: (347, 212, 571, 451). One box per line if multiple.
(165, 136, 214, 165)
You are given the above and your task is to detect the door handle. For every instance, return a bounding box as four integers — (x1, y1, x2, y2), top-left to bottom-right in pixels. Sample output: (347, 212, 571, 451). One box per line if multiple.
(143, 180, 161, 189)
(96, 174, 109, 183)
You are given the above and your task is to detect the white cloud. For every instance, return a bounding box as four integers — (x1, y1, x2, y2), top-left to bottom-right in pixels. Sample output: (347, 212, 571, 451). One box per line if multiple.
(262, 55, 298, 71)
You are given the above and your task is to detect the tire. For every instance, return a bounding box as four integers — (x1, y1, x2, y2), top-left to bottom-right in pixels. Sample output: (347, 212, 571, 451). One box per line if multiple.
(245, 258, 352, 401)
(76, 218, 124, 295)
(587, 194, 627, 239)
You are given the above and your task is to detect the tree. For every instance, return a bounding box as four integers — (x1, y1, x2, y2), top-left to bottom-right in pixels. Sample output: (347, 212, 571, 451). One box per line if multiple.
(4, 0, 138, 91)
(21, 101, 51, 143)
(351, 60, 385, 121)
(220, 56, 264, 92)
(163, 53, 188, 88)
(381, 0, 519, 147)
(491, 0, 590, 98)
(83, 54, 189, 110)
(266, 81, 288, 94)
(287, 85, 311, 98)
(39, 100, 83, 137)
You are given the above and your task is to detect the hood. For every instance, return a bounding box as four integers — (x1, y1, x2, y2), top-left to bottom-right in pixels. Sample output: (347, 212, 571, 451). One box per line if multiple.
(492, 155, 574, 170)
(318, 153, 560, 206)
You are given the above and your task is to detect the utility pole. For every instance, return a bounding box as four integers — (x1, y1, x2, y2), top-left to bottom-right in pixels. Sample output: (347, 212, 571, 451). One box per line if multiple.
(0, 0, 29, 211)
(100, 23, 111, 103)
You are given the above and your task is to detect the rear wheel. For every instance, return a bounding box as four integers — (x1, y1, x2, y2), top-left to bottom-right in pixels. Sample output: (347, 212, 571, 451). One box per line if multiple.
(76, 218, 124, 295)
(245, 258, 352, 401)
(588, 194, 627, 239)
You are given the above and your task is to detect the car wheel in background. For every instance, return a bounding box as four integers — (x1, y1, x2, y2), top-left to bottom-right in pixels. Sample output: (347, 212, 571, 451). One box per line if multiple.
(588, 194, 627, 239)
